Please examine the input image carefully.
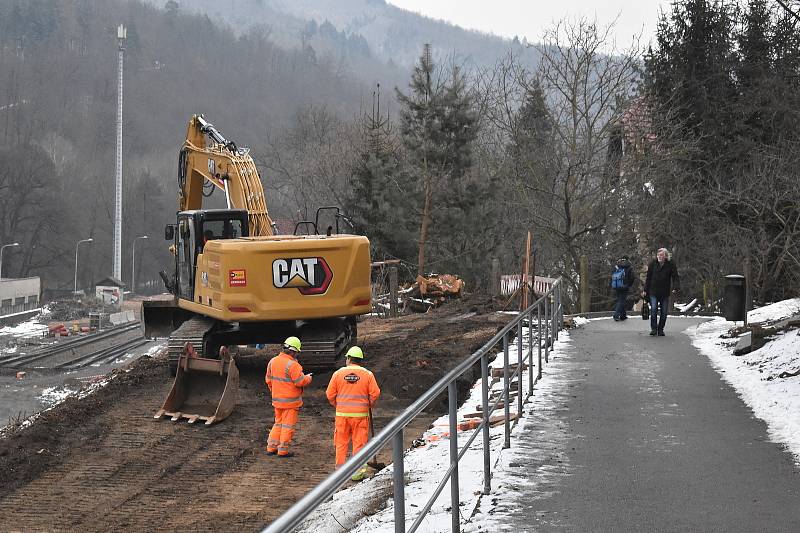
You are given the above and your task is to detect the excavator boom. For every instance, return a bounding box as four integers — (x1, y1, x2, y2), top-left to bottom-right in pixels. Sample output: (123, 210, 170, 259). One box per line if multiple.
(179, 115, 275, 236)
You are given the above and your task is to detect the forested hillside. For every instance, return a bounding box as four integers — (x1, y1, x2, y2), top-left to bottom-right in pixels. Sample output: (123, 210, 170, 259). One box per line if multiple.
(0, 0, 368, 293)
(163, 0, 538, 71)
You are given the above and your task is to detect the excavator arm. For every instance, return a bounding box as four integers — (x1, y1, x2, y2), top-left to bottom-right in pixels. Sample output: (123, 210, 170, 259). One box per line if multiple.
(179, 115, 276, 236)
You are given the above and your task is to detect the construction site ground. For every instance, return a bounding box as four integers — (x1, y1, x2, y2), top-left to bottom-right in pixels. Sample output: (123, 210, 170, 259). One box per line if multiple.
(0, 295, 506, 531)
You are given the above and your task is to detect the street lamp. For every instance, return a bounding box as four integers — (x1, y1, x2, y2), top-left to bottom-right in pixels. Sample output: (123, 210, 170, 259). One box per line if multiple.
(131, 235, 148, 294)
(0, 242, 19, 280)
(74, 238, 93, 294)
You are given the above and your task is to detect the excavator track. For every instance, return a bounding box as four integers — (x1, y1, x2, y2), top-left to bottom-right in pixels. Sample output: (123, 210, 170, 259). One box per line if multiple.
(167, 316, 217, 373)
(298, 318, 355, 372)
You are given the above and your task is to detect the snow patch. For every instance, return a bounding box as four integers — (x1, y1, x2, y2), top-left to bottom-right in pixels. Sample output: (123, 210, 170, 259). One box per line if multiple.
(748, 298, 800, 324)
(298, 325, 574, 532)
(0, 315, 48, 336)
(39, 386, 78, 407)
(687, 305, 800, 462)
(572, 316, 590, 327)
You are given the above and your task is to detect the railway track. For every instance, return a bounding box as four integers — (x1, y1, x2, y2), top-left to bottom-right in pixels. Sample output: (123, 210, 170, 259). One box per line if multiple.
(0, 323, 146, 370)
(55, 337, 152, 370)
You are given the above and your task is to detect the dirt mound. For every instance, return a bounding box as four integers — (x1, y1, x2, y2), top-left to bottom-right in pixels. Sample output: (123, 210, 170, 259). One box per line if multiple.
(0, 294, 508, 531)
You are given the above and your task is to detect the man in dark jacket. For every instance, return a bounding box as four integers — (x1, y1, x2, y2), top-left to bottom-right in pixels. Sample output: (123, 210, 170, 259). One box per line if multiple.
(642, 248, 680, 336)
(611, 256, 635, 321)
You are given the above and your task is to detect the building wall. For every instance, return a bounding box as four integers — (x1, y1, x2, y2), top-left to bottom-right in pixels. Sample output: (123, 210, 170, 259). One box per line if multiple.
(0, 277, 41, 316)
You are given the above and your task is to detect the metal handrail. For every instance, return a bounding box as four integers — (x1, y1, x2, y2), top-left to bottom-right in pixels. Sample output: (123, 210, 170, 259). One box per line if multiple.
(264, 278, 563, 533)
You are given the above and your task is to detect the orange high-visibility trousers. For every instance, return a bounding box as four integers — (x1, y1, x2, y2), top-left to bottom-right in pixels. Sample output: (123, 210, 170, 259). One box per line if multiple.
(334, 416, 370, 467)
(267, 407, 299, 456)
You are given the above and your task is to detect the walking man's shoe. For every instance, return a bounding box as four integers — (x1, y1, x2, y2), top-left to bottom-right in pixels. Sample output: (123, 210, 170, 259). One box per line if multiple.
(657, 330, 665, 336)
(649, 330, 657, 336)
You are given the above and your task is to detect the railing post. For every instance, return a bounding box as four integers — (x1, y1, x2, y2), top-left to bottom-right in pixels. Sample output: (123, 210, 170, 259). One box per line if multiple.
(527, 308, 533, 397)
(552, 288, 557, 341)
(503, 333, 510, 449)
(481, 352, 491, 495)
(490, 258, 500, 297)
(448, 381, 460, 533)
(544, 294, 550, 363)
(393, 429, 405, 533)
(558, 284, 563, 338)
(516, 320, 523, 417)
(537, 301, 542, 380)
(389, 266, 399, 318)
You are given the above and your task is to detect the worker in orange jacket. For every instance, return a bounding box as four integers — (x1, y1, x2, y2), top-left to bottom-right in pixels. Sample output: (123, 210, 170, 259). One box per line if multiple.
(326, 346, 380, 480)
(265, 336, 312, 457)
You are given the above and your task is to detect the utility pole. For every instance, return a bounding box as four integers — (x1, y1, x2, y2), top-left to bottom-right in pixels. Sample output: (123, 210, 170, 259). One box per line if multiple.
(74, 238, 94, 294)
(132, 235, 148, 294)
(113, 24, 126, 281)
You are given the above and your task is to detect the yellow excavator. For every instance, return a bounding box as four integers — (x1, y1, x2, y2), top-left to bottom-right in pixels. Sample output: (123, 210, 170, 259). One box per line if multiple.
(144, 115, 371, 425)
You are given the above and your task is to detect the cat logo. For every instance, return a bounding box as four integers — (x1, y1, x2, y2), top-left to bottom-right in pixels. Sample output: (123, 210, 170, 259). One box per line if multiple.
(343, 373, 360, 383)
(272, 257, 333, 295)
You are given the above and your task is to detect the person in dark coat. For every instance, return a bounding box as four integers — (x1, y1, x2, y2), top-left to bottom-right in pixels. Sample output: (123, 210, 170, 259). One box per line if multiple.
(610, 256, 636, 321)
(642, 248, 680, 336)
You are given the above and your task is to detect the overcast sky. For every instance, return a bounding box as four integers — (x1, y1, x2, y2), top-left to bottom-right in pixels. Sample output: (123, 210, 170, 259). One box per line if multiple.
(386, 1, 673, 49)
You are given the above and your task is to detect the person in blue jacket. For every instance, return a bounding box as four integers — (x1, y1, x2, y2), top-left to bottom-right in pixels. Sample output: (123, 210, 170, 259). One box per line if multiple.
(611, 255, 636, 321)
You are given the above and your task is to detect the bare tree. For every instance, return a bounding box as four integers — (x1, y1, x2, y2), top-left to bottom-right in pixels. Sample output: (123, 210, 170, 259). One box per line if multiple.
(259, 104, 360, 224)
(481, 19, 641, 306)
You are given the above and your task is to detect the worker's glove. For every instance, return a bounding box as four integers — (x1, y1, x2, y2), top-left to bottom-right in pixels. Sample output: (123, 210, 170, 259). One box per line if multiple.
(306, 372, 313, 378)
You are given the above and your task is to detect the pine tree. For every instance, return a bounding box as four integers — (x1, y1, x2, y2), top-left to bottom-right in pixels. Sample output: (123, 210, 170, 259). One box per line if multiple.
(643, 0, 738, 177)
(348, 85, 415, 263)
(396, 45, 479, 276)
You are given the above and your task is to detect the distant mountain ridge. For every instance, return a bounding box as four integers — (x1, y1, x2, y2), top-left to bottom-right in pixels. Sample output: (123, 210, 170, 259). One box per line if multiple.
(152, 0, 538, 72)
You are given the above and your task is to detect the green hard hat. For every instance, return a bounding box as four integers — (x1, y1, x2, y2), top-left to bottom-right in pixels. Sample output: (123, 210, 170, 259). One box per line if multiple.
(284, 336, 302, 352)
(346, 346, 364, 359)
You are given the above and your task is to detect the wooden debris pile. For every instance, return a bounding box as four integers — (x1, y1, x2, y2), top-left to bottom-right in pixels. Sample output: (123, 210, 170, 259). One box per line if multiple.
(405, 274, 464, 313)
(372, 274, 465, 315)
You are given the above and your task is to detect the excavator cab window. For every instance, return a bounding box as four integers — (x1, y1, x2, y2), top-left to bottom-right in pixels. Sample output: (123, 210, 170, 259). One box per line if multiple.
(176, 217, 196, 301)
(201, 218, 244, 243)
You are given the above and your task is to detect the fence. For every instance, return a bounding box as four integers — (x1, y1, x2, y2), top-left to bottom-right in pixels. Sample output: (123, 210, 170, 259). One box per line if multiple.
(500, 274, 556, 299)
(264, 278, 564, 533)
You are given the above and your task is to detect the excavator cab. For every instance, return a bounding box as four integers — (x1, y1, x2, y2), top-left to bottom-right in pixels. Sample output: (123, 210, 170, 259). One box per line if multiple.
(174, 209, 249, 302)
(142, 209, 248, 339)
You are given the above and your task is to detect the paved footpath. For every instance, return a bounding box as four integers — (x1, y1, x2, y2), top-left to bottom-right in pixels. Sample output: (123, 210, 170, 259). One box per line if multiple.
(497, 317, 800, 532)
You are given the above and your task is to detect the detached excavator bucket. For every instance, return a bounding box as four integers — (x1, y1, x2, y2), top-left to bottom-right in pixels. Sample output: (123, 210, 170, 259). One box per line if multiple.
(154, 345, 239, 425)
(141, 299, 196, 339)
